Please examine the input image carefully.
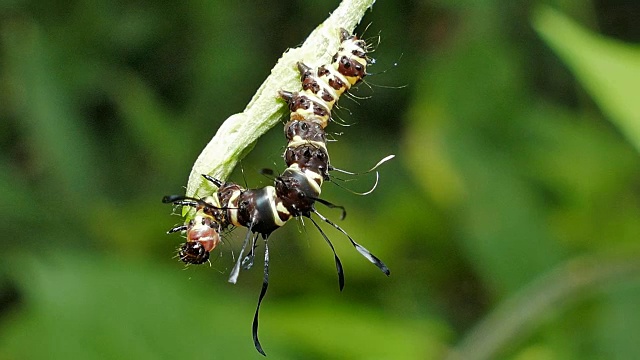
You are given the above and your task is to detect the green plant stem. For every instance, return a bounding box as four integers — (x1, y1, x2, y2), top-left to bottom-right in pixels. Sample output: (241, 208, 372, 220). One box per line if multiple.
(184, 0, 376, 206)
(445, 255, 640, 360)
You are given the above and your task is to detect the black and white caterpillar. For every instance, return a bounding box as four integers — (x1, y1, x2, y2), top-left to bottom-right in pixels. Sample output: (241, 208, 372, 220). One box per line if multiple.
(163, 28, 390, 356)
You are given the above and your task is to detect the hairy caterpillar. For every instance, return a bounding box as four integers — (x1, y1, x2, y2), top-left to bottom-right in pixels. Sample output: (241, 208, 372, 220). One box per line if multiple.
(163, 28, 389, 356)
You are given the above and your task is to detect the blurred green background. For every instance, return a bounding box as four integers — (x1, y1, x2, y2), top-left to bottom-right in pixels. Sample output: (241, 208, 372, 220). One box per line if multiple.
(1, 0, 639, 359)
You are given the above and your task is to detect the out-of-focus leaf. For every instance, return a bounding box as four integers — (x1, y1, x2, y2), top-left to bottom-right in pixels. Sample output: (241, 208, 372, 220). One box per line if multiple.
(0, 160, 36, 219)
(533, 6, 640, 152)
(266, 298, 447, 359)
(448, 255, 640, 360)
(596, 280, 640, 359)
(1, 19, 101, 199)
(0, 249, 437, 359)
(0, 251, 256, 359)
(106, 70, 188, 169)
(519, 105, 640, 252)
(404, 29, 566, 295)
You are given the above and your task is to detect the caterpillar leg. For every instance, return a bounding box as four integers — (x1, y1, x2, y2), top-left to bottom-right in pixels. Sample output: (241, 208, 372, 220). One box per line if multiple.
(229, 229, 254, 284)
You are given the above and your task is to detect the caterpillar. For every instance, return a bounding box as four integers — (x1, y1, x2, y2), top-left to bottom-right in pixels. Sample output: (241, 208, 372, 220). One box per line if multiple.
(163, 28, 389, 356)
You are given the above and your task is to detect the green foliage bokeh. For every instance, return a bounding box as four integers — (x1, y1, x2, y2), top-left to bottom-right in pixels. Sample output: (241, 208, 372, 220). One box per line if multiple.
(0, 0, 639, 359)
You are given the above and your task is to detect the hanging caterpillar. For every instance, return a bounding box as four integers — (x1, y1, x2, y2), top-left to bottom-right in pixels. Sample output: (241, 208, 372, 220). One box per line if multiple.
(163, 28, 390, 356)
